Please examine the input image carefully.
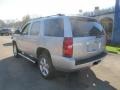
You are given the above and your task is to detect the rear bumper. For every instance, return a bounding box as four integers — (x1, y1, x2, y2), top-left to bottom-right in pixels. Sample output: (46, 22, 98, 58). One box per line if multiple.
(75, 52, 107, 65)
(52, 52, 107, 72)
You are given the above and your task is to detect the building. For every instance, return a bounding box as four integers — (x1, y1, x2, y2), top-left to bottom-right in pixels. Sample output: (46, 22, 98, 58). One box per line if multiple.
(92, 7, 114, 43)
(83, 1, 120, 44)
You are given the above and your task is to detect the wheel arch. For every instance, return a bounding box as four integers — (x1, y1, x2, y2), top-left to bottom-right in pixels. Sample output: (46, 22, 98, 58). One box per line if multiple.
(12, 40, 19, 51)
(12, 40, 16, 44)
(36, 47, 51, 58)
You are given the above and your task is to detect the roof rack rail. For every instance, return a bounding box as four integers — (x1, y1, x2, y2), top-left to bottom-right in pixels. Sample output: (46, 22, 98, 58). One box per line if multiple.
(31, 17, 43, 21)
(57, 14, 65, 16)
(46, 14, 65, 17)
(31, 14, 65, 20)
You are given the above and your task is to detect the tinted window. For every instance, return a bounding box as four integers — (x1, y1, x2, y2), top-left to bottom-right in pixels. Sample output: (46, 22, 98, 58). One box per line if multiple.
(21, 24, 30, 35)
(70, 17, 104, 37)
(44, 18, 64, 37)
(30, 21, 40, 35)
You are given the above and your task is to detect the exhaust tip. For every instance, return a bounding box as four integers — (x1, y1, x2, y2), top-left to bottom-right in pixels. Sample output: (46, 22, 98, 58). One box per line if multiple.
(93, 60, 101, 65)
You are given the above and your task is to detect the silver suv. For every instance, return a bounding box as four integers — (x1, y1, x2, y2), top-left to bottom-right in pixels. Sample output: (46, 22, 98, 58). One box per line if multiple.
(13, 15, 107, 79)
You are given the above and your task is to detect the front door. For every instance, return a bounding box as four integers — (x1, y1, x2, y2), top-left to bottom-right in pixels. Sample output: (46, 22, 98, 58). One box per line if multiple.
(19, 23, 31, 54)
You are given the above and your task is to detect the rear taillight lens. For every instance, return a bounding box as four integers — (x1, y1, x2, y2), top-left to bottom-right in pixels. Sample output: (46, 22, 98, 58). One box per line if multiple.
(63, 37, 73, 57)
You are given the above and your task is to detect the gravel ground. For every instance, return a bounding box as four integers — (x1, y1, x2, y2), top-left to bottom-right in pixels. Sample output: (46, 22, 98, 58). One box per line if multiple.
(0, 36, 120, 90)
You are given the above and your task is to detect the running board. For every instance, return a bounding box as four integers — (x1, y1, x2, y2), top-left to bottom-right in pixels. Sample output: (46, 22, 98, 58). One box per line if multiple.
(18, 53, 36, 63)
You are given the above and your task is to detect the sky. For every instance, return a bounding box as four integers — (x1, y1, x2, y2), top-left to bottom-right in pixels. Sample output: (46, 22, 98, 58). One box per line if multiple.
(0, 0, 115, 20)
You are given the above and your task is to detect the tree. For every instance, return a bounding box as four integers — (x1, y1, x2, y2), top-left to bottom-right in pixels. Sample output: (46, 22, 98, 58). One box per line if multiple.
(21, 15, 30, 26)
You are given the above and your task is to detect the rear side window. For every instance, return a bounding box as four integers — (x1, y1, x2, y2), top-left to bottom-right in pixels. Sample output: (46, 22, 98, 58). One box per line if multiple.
(30, 21, 40, 35)
(70, 17, 104, 37)
(44, 18, 64, 37)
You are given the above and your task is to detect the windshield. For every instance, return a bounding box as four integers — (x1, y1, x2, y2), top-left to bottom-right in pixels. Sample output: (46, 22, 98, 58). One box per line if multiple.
(70, 17, 104, 37)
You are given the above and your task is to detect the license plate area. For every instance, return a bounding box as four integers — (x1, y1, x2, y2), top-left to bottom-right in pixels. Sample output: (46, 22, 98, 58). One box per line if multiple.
(86, 39, 101, 52)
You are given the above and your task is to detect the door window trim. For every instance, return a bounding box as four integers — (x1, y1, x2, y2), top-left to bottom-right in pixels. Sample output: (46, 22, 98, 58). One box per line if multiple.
(21, 23, 31, 35)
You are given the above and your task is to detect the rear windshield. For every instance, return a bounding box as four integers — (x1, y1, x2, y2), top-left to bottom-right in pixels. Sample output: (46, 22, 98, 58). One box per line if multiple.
(70, 17, 104, 37)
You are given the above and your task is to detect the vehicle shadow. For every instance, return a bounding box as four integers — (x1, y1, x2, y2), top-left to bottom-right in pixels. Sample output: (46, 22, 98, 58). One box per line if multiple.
(0, 56, 116, 90)
(3, 42, 12, 46)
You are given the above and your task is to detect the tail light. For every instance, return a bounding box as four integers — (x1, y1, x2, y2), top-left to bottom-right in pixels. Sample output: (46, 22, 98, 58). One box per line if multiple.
(63, 37, 73, 57)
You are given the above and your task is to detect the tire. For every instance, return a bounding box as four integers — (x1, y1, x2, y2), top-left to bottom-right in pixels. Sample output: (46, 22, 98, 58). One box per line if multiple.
(13, 43, 20, 58)
(38, 51, 55, 79)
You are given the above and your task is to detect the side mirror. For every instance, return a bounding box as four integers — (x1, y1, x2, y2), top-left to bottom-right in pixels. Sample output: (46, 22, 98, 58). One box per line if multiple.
(14, 30, 21, 34)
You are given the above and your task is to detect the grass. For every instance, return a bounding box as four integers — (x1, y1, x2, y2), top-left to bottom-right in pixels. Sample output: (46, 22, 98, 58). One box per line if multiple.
(106, 44, 120, 54)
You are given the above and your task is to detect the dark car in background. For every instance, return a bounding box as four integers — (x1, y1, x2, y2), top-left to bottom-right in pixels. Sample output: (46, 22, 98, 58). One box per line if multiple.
(0, 29, 12, 36)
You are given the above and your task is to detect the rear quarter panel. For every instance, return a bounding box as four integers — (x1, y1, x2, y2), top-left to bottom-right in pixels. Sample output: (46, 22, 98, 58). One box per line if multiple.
(42, 37, 64, 56)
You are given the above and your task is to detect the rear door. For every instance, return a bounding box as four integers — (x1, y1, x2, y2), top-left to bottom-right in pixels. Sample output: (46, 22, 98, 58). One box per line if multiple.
(27, 21, 42, 56)
(69, 17, 106, 60)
